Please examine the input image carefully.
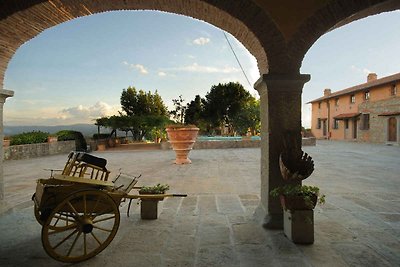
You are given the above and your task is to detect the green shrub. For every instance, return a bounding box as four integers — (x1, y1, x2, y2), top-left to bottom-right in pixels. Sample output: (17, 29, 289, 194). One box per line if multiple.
(92, 133, 110, 140)
(10, 131, 49, 145)
(56, 130, 87, 151)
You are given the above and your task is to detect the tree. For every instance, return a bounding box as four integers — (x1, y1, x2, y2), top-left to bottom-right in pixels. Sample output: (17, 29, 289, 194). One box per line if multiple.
(203, 82, 252, 134)
(185, 95, 205, 128)
(97, 86, 169, 141)
(230, 98, 260, 135)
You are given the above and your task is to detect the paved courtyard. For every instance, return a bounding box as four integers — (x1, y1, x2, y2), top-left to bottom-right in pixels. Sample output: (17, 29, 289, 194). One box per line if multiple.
(0, 140, 399, 266)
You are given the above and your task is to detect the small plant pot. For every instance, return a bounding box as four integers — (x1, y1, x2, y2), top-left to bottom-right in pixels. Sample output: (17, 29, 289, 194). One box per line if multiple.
(140, 199, 160, 220)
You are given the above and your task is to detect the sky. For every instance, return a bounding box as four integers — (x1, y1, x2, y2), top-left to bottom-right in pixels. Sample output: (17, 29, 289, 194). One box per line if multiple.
(3, 10, 400, 128)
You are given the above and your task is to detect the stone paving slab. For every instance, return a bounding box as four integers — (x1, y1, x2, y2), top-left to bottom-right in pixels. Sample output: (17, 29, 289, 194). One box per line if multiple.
(0, 141, 399, 266)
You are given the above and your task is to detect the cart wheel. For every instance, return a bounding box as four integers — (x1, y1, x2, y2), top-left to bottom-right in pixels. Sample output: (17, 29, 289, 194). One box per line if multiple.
(41, 190, 120, 263)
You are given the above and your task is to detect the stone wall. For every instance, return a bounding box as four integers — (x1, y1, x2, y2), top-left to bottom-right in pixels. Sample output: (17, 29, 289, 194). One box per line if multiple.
(161, 138, 315, 150)
(4, 140, 75, 160)
(359, 97, 400, 143)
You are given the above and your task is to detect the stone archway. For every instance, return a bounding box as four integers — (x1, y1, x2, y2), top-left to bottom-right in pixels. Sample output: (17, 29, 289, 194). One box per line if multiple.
(1, 0, 400, 229)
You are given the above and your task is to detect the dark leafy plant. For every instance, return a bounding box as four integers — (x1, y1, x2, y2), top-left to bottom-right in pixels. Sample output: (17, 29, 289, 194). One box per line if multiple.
(270, 184, 325, 208)
(139, 184, 170, 194)
(10, 131, 49, 145)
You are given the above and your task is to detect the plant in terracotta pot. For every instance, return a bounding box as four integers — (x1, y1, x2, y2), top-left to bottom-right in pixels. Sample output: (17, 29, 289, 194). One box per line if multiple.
(139, 184, 170, 220)
(166, 95, 199, 164)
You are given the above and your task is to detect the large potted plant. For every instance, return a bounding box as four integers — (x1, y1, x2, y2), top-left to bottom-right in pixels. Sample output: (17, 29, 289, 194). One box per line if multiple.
(166, 95, 199, 164)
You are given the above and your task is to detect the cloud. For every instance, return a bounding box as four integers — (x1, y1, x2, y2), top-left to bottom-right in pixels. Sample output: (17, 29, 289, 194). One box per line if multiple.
(158, 71, 167, 77)
(166, 63, 240, 74)
(4, 102, 120, 126)
(193, 37, 210, 45)
(122, 61, 149, 75)
(60, 101, 118, 120)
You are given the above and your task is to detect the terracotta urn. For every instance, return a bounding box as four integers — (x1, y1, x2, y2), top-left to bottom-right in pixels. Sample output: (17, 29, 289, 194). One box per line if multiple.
(166, 126, 199, 164)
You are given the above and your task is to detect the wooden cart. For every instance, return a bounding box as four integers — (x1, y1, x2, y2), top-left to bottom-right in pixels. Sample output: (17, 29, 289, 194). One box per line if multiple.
(32, 152, 185, 263)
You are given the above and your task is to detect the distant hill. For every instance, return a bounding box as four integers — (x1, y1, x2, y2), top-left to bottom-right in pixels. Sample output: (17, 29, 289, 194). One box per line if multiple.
(3, 124, 109, 137)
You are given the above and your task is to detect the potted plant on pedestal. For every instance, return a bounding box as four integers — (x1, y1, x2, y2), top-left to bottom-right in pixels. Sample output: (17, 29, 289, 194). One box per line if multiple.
(166, 95, 199, 164)
(270, 132, 325, 244)
(139, 184, 170, 219)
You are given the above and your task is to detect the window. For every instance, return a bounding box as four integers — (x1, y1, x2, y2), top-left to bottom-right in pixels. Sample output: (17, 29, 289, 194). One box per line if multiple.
(344, 119, 349, 129)
(335, 98, 339, 106)
(333, 119, 339, 129)
(318, 102, 321, 109)
(350, 94, 355, 103)
(364, 91, 370, 101)
(360, 114, 370, 130)
(317, 118, 321, 129)
(391, 85, 397, 96)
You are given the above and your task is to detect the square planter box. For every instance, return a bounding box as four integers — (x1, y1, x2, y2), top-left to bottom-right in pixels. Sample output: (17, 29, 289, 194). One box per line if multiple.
(140, 199, 160, 220)
(283, 209, 314, 244)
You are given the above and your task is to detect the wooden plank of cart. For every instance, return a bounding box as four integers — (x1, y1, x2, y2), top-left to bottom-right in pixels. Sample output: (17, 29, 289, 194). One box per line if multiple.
(32, 151, 186, 263)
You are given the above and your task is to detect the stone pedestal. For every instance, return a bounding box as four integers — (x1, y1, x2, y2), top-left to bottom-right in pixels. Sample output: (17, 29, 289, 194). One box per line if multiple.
(254, 73, 310, 229)
(283, 209, 314, 244)
(140, 199, 160, 220)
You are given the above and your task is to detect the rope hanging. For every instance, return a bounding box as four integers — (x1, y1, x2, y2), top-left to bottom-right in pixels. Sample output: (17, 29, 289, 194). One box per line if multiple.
(222, 31, 252, 87)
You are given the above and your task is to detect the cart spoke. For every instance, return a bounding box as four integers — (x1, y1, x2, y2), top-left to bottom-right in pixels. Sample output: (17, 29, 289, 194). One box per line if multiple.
(48, 223, 78, 235)
(67, 231, 82, 256)
(92, 225, 112, 233)
(67, 201, 80, 217)
(90, 195, 102, 216)
(53, 214, 76, 224)
(52, 229, 79, 250)
(90, 232, 102, 246)
(92, 215, 115, 224)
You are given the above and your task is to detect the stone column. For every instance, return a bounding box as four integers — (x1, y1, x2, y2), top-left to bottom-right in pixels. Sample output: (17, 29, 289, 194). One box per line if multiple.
(255, 73, 310, 229)
(0, 89, 14, 200)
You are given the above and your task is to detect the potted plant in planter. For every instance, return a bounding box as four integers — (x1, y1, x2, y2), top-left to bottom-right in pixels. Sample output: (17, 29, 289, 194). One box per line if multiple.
(270, 132, 325, 244)
(166, 95, 199, 164)
(139, 184, 170, 219)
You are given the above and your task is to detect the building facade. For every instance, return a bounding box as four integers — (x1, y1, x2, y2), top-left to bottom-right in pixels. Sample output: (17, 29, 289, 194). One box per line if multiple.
(309, 73, 400, 144)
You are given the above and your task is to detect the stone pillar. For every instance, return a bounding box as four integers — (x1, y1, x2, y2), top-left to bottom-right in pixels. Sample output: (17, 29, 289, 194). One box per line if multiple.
(254, 73, 310, 229)
(0, 89, 14, 200)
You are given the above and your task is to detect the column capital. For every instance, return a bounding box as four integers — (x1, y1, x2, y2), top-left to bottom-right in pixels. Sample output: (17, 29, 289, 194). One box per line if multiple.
(0, 90, 14, 104)
(254, 73, 311, 94)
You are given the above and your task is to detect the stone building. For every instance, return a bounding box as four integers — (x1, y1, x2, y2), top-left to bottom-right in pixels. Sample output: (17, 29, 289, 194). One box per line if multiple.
(309, 73, 400, 144)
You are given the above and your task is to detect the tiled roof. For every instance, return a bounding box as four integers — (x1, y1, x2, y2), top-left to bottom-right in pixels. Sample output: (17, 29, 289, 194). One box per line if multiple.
(333, 113, 360, 119)
(378, 111, 400, 116)
(308, 72, 400, 103)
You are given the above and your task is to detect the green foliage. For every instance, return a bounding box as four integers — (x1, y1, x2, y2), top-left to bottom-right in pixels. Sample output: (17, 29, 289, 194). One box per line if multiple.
(185, 95, 206, 128)
(270, 184, 326, 206)
(120, 86, 168, 116)
(10, 131, 49, 145)
(139, 184, 170, 194)
(95, 86, 170, 142)
(56, 130, 87, 151)
(203, 82, 252, 132)
(230, 98, 260, 135)
(170, 95, 187, 124)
